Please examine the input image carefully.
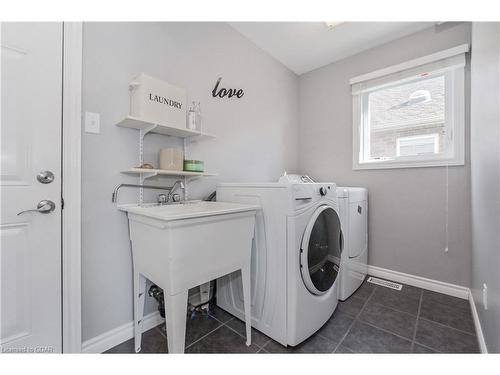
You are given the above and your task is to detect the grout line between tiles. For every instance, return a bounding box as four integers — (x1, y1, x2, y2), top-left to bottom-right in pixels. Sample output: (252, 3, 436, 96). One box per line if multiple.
(259, 338, 274, 351)
(417, 316, 477, 336)
(156, 324, 167, 338)
(412, 341, 443, 354)
(367, 298, 421, 317)
(221, 319, 270, 350)
(184, 323, 225, 350)
(208, 311, 235, 325)
(314, 332, 344, 351)
(336, 297, 368, 319)
(259, 339, 272, 350)
(351, 286, 418, 346)
(410, 289, 424, 352)
(422, 290, 471, 309)
(315, 331, 340, 343)
(333, 284, 377, 353)
(359, 320, 413, 344)
(154, 309, 234, 350)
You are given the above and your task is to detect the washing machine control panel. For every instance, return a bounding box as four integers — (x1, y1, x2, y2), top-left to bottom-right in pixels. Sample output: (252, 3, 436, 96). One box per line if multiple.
(292, 184, 335, 207)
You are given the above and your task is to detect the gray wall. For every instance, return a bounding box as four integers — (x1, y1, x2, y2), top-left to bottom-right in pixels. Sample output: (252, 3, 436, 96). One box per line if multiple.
(298, 23, 472, 285)
(81, 22, 298, 342)
(470, 22, 500, 353)
(82, 22, 478, 344)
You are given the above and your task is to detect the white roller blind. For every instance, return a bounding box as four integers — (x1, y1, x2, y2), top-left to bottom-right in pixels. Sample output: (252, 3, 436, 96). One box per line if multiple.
(351, 44, 469, 95)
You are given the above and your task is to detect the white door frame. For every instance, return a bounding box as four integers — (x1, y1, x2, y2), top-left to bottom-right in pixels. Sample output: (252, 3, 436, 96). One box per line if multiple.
(61, 21, 83, 353)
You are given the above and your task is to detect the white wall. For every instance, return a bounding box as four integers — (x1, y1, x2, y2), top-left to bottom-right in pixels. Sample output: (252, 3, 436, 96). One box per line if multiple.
(81, 22, 298, 342)
(298, 23, 472, 286)
(470, 22, 500, 353)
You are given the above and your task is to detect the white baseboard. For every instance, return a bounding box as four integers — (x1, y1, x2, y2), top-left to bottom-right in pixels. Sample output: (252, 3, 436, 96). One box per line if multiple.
(81, 311, 164, 354)
(468, 290, 488, 353)
(367, 265, 488, 353)
(367, 265, 470, 299)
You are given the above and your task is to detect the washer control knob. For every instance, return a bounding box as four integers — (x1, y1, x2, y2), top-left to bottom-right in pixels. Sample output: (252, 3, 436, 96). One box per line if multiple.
(319, 187, 328, 196)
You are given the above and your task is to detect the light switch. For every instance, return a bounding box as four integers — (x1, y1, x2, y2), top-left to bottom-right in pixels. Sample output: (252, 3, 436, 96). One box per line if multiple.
(85, 111, 100, 134)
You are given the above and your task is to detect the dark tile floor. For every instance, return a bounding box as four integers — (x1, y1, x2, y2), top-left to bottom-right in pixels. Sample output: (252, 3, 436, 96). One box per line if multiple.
(105, 276, 480, 354)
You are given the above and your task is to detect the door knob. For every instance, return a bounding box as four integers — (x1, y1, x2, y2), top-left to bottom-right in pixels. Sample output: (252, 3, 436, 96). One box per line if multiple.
(17, 200, 56, 216)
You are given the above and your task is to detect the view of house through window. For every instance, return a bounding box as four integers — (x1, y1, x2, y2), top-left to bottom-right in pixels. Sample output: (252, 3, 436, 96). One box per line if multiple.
(366, 74, 446, 162)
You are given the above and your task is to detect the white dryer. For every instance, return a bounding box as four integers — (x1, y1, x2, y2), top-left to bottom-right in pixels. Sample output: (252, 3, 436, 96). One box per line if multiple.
(337, 187, 368, 301)
(216, 176, 342, 346)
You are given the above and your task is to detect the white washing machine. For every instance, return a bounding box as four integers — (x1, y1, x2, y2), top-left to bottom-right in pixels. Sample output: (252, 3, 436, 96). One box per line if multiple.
(337, 187, 368, 301)
(216, 175, 342, 346)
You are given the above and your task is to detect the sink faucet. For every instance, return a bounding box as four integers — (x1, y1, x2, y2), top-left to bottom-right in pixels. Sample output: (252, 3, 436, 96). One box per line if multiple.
(157, 194, 168, 205)
(168, 180, 185, 202)
(112, 183, 175, 204)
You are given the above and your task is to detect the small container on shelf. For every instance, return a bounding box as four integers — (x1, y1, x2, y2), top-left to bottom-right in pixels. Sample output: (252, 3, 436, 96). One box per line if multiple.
(183, 160, 204, 173)
(187, 101, 202, 132)
(194, 102, 202, 132)
(187, 102, 197, 130)
(159, 148, 184, 171)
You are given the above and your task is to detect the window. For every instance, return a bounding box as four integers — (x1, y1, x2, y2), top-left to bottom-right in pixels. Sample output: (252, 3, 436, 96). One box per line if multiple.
(397, 134, 439, 157)
(351, 45, 468, 170)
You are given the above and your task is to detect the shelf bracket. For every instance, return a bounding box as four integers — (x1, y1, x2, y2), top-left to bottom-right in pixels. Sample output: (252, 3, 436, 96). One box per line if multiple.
(184, 134, 200, 144)
(142, 123, 157, 137)
(140, 171, 158, 180)
(138, 125, 157, 204)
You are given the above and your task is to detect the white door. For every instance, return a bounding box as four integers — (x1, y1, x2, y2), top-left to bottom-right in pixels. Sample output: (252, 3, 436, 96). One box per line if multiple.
(0, 22, 63, 353)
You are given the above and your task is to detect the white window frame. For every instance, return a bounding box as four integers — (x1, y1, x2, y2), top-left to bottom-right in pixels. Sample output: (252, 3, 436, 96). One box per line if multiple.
(351, 44, 468, 170)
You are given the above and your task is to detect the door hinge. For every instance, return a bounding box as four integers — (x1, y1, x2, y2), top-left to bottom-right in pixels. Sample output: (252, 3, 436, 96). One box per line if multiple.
(61, 196, 65, 210)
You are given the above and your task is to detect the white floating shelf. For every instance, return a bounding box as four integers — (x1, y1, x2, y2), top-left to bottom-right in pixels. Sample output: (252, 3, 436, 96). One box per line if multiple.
(121, 168, 217, 178)
(116, 116, 215, 139)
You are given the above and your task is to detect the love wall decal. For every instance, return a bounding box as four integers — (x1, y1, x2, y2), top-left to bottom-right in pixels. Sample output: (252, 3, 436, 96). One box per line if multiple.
(211, 77, 245, 99)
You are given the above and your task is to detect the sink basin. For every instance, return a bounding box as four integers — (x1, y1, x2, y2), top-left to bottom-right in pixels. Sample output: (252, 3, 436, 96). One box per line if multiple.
(120, 200, 258, 353)
(119, 201, 259, 292)
(119, 201, 259, 221)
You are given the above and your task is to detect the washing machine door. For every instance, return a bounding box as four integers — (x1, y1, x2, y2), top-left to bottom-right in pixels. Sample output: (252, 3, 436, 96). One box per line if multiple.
(300, 205, 342, 295)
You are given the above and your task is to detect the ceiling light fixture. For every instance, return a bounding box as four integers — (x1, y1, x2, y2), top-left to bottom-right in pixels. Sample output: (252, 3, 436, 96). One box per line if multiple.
(324, 22, 344, 30)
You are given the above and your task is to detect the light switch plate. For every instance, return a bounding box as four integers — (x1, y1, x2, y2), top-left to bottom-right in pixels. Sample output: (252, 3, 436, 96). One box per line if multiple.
(85, 111, 100, 134)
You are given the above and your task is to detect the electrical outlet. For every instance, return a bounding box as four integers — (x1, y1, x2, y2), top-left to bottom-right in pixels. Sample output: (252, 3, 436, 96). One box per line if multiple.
(483, 283, 488, 310)
(85, 111, 100, 134)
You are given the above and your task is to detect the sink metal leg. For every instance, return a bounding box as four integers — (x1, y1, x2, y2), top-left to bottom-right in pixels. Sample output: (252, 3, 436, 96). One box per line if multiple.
(133, 271, 147, 353)
(165, 290, 188, 353)
(241, 264, 252, 346)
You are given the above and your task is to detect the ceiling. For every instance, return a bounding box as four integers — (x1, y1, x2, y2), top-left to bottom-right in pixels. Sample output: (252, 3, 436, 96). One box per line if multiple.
(228, 22, 436, 75)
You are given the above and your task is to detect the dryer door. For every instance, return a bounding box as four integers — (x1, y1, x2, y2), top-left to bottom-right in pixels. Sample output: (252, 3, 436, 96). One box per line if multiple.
(300, 205, 342, 295)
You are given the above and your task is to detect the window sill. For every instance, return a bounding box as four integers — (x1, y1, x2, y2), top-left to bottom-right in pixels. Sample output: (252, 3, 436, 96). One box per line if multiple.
(353, 157, 465, 170)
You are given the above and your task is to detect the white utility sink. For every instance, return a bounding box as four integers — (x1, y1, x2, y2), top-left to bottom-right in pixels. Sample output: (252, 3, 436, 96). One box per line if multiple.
(119, 200, 258, 221)
(119, 201, 258, 353)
